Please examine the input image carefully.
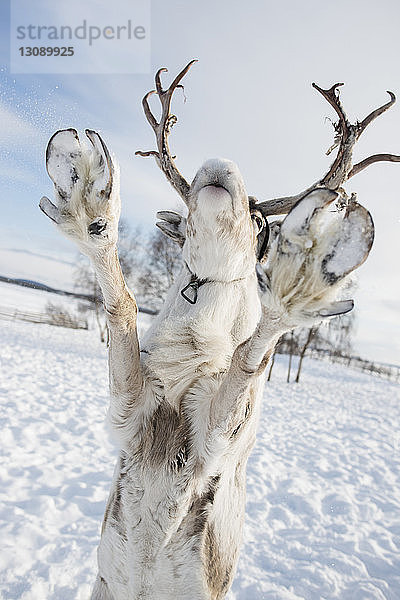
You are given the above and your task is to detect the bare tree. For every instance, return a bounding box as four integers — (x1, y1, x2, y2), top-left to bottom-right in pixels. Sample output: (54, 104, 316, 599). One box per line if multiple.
(45, 301, 87, 329)
(293, 309, 355, 382)
(117, 220, 143, 284)
(74, 258, 107, 341)
(325, 309, 355, 357)
(267, 350, 276, 382)
(287, 331, 295, 382)
(295, 327, 317, 383)
(137, 227, 182, 310)
(266, 306, 356, 382)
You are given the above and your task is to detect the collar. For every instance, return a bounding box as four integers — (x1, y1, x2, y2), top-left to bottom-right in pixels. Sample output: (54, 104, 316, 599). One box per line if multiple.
(180, 262, 246, 305)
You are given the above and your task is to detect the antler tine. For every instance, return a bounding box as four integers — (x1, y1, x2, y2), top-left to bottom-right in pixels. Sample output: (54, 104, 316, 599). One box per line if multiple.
(155, 67, 168, 95)
(167, 60, 198, 96)
(358, 91, 396, 136)
(312, 82, 348, 129)
(312, 82, 356, 188)
(141, 90, 158, 130)
(346, 90, 400, 177)
(349, 152, 400, 178)
(136, 60, 198, 206)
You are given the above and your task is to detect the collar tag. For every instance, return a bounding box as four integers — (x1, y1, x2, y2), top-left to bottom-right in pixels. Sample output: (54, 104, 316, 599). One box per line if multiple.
(180, 263, 247, 305)
(181, 279, 200, 304)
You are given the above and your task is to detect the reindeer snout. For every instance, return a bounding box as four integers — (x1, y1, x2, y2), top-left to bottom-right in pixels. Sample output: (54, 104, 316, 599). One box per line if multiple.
(192, 158, 243, 195)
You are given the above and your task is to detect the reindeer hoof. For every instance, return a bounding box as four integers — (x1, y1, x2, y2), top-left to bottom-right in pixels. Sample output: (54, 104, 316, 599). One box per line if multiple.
(259, 188, 375, 327)
(321, 202, 374, 283)
(279, 189, 374, 283)
(41, 129, 120, 254)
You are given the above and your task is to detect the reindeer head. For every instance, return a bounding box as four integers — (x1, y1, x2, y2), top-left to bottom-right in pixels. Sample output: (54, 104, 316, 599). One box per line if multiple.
(135, 61, 271, 278)
(136, 61, 400, 277)
(179, 158, 262, 280)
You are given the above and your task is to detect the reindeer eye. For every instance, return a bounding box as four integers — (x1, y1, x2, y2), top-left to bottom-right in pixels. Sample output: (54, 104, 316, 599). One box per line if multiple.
(252, 214, 264, 233)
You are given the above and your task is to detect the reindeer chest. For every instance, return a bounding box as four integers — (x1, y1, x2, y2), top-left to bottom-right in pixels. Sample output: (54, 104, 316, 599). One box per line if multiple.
(141, 282, 261, 404)
(142, 326, 231, 404)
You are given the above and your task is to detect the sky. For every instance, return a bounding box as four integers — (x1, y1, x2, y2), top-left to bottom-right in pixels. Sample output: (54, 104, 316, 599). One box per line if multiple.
(0, 0, 399, 365)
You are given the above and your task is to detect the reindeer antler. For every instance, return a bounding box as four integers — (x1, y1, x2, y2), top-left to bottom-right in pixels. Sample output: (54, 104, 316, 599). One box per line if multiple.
(136, 60, 198, 206)
(257, 84, 400, 216)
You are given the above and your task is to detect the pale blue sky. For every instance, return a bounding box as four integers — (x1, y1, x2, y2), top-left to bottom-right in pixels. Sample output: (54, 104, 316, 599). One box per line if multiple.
(1, 0, 399, 364)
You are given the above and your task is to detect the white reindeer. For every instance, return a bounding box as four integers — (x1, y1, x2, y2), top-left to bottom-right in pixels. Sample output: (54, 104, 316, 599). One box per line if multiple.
(39, 62, 398, 600)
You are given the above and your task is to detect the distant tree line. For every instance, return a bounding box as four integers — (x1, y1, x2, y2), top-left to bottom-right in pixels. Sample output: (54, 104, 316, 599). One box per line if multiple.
(68, 219, 181, 342)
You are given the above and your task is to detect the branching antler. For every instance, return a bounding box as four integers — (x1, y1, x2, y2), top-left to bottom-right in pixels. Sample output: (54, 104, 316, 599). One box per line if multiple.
(135, 60, 197, 205)
(257, 84, 400, 216)
(137, 64, 399, 219)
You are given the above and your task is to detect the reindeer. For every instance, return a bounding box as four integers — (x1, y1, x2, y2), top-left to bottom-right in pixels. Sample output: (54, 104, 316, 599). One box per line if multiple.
(39, 62, 399, 600)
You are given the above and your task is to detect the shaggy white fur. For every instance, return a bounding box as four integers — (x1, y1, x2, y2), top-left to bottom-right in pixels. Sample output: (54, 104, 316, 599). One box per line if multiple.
(40, 130, 374, 600)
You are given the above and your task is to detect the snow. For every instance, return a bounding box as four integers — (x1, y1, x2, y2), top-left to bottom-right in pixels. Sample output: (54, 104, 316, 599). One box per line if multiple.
(0, 318, 399, 600)
(231, 361, 400, 600)
(0, 281, 80, 315)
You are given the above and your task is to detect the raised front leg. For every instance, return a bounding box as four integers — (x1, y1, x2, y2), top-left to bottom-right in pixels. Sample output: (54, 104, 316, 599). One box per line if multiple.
(40, 129, 143, 434)
(211, 188, 374, 432)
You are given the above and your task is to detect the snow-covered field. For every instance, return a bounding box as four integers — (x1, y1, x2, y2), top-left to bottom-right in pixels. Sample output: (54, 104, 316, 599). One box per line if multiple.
(0, 318, 399, 600)
(0, 281, 82, 316)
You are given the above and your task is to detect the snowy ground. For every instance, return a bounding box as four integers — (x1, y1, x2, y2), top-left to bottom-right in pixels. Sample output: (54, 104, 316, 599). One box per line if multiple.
(0, 246, 82, 324)
(0, 280, 82, 316)
(0, 318, 399, 600)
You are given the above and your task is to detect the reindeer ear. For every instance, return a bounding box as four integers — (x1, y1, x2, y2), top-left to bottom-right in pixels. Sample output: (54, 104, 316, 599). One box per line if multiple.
(85, 129, 115, 197)
(46, 128, 82, 200)
(156, 210, 186, 248)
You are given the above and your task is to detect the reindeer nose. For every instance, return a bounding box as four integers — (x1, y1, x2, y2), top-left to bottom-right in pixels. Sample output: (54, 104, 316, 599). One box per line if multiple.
(191, 157, 245, 196)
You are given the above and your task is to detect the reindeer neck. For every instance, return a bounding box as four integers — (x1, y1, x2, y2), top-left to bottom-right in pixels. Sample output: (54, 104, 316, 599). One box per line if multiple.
(140, 267, 261, 406)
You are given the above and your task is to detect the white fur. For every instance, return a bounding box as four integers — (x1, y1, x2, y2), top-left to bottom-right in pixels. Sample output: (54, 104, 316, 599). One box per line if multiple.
(43, 135, 369, 600)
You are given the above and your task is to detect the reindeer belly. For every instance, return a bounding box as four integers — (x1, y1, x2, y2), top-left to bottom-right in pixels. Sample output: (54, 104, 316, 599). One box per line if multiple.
(98, 407, 259, 600)
(98, 467, 248, 600)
